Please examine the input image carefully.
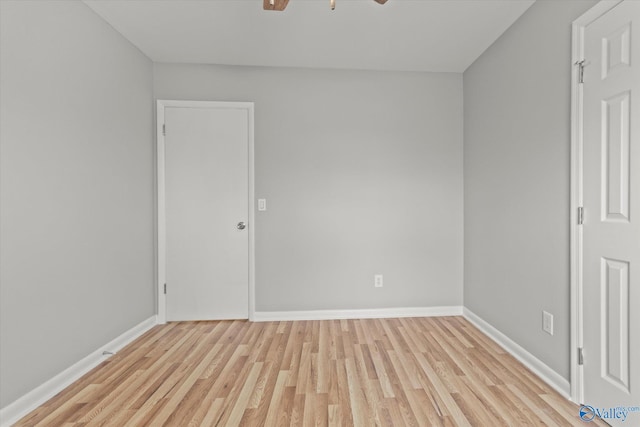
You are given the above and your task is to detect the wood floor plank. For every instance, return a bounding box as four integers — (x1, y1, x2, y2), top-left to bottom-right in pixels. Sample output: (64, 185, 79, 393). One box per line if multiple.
(14, 316, 609, 426)
(290, 391, 305, 427)
(335, 358, 355, 426)
(199, 397, 225, 427)
(350, 344, 381, 423)
(369, 341, 395, 399)
(327, 403, 340, 427)
(492, 384, 551, 426)
(411, 387, 446, 427)
(263, 370, 289, 426)
(343, 357, 369, 426)
(220, 361, 262, 426)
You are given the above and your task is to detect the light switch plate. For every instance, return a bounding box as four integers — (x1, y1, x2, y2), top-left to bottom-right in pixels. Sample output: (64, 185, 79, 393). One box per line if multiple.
(542, 311, 554, 335)
(258, 199, 266, 211)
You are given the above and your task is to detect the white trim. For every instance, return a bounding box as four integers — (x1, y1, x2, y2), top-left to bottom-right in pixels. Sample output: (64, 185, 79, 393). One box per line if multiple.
(253, 306, 463, 322)
(570, 0, 623, 405)
(0, 316, 157, 427)
(247, 105, 256, 321)
(156, 100, 256, 323)
(157, 101, 167, 323)
(463, 308, 571, 399)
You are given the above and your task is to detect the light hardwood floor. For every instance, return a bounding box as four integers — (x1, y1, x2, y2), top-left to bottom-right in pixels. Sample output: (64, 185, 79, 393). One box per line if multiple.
(15, 316, 607, 426)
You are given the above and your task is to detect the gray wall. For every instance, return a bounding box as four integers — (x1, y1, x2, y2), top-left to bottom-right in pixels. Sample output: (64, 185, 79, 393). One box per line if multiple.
(463, 0, 597, 380)
(155, 64, 463, 312)
(0, 0, 154, 407)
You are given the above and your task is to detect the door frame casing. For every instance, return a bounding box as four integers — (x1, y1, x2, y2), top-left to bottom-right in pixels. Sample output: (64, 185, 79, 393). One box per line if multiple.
(570, 0, 623, 404)
(156, 100, 256, 324)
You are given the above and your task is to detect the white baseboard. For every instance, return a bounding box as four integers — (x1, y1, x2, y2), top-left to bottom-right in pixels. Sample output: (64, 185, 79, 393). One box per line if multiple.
(253, 306, 463, 322)
(0, 315, 158, 427)
(462, 308, 571, 399)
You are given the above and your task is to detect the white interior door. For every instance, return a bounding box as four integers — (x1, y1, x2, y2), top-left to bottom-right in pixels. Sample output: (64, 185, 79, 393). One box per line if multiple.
(163, 104, 250, 321)
(582, 1, 639, 423)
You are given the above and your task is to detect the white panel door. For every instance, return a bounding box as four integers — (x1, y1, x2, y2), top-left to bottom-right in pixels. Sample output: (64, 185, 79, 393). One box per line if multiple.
(582, 1, 639, 423)
(165, 105, 249, 321)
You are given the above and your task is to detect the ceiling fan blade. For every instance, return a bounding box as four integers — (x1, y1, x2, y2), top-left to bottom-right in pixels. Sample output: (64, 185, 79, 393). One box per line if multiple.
(263, 0, 289, 11)
(373, 0, 388, 4)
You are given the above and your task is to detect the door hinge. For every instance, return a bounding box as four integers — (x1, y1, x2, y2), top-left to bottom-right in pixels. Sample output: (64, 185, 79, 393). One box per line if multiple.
(576, 60, 586, 84)
(164, 283, 167, 294)
(578, 207, 584, 225)
(162, 123, 166, 136)
(578, 347, 584, 366)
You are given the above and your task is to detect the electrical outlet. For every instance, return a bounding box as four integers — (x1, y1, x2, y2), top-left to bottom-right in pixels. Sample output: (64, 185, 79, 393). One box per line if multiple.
(542, 311, 554, 335)
(374, 274, 383, 288)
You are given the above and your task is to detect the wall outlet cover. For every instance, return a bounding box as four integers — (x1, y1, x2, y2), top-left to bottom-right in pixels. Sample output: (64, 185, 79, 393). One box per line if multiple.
(374, 274, 383, 288)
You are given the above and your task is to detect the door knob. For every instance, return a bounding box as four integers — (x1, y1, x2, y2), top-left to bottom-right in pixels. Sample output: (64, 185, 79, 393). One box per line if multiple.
(237, 222, 246, 230)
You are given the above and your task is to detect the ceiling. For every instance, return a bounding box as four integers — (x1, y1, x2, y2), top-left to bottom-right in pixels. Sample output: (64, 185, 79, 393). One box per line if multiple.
(83, 0, 535, 73)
